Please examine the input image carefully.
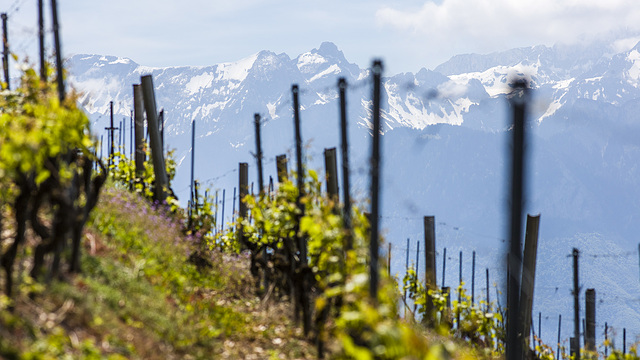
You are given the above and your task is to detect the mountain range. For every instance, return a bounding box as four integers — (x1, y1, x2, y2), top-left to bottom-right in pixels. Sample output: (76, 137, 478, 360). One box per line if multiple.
(67, 38, 640, 349)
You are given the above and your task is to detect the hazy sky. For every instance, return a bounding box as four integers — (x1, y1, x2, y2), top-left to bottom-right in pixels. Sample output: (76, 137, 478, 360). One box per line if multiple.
(5, 0, 640, 75)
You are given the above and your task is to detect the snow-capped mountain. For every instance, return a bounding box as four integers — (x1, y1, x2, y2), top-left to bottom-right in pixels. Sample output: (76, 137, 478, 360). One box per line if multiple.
(68, 39, 640, 348)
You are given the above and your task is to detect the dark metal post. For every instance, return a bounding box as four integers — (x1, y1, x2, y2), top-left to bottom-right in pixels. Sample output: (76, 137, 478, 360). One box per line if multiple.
(130, 111, 133, 161)
(122, 118, 126, 153)
(105, 101, 117, 169)
(190, 119, 196, 205)
(268, 176, 273, 198)
(557, 314, 562, 360)
(507, 80, 528, 360)
(292, 85, 306, 258)
(221, 189, 226, 234)
(486, 268, 490, 311)
(472, 250, 476, 304)
(538, 312, 542, 349)
(572, 248, 580, 360)
(388, 243, 391, 277)
(38, 0, 46, 82)
(442, 247, 447, 288)
(339, 77, 352, 250)
(159, 109, 165, 152)
(50, 0, 65, 102)
(604, 322, 608, 357)
(458, 250, 462, 327)
(2, 13, 9, 90)
(238, 163, 248, 233)
(369, 60, 383, 302)
(255, 113, 264, 195)
(292, 84, 311, 335)
(214, 190, 218, 235)
(232, 187, 237, 223)
(404, 238, 409, 317)
(416, 241, 420, 278)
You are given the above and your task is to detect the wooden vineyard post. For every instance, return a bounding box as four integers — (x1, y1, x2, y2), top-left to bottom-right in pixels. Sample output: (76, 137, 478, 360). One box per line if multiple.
(442, 247, 447, 288)
(507, 80, 528, 360)
(369, 60, 383, 303)
(572, 248, 580, 360)
(338, 77, 352, 250)
(133, 84, 146, 178)
(276, 154, 288, 182)
(238, 163, 249, 245)
(520, 214, 540, 351)
(423, 216, 436, 327)
(140, 75, 169, 202)
(585, 289, 595, 352)
(570, 338, 578, 360)
(324, 148, 339, 202)
(442, 287, 452, 329)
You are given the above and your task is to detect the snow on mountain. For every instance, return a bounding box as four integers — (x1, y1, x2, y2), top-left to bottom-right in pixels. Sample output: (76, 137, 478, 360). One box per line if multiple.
(68, 39, 640, 347)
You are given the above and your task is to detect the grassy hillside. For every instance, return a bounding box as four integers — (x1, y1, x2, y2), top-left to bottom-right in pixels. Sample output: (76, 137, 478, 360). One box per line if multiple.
(0, 184, 314, 359)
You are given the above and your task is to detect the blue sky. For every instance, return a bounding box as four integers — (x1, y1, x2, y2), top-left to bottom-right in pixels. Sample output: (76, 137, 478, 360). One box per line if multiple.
(5, 0, 640, 75)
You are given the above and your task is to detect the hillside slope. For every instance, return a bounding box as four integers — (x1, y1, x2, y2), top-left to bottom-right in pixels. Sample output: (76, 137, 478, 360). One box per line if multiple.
(0, 184, 314, 359)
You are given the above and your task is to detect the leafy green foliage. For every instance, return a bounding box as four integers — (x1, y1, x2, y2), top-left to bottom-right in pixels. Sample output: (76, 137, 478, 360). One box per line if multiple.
(0, 63, 106, 297)
(218, 170, 490, 359)
(0, 67, 94, 200)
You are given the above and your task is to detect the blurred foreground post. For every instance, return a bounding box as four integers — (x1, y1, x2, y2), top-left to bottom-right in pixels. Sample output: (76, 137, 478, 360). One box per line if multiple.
(369, 60, 383, 303)
(506, 79, 528, 360)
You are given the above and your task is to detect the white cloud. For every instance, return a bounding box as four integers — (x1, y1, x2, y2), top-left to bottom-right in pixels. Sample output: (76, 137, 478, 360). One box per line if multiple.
(376, 0, 640, 51)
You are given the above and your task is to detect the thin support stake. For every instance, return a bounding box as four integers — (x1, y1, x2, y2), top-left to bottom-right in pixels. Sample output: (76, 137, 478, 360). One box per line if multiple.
(471, 250, 476, 304)
(442, 247, 447, 288)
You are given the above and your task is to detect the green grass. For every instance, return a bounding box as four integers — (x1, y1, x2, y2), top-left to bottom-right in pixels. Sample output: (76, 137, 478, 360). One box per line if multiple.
(0, 184, 314, 359)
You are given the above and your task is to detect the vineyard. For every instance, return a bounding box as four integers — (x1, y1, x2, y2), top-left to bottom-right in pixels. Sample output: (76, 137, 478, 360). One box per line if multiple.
(0, 53, 639, 359)
(1, 4, 640, 358)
